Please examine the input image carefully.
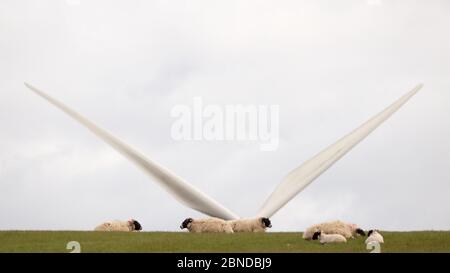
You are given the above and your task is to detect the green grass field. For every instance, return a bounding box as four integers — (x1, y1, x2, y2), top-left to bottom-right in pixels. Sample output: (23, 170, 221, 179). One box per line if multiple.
(0, 231, 449, 253)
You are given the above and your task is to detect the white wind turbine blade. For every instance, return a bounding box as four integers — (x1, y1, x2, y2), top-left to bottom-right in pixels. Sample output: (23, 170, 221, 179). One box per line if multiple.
(257, 84, 423, 218)
(25, 82, 239, 220)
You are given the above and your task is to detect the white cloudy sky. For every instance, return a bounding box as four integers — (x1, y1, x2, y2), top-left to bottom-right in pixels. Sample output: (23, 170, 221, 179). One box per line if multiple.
(1, 0, 449, 231)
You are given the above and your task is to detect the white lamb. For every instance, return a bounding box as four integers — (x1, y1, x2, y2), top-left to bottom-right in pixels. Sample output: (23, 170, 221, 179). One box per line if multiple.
(94, 219, 142, 232)
(303, 220, 365, 240)
(365, 230, 384, 244)
(312, 231, 347, 244)
(180, 217, 234, 233)
(229, 217, 272, 232)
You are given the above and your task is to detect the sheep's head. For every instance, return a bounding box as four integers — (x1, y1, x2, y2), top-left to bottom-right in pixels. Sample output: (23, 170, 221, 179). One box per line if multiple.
(261, 217, 272, 228)
(367, 229, 376, 237)
(312, 231, 321, 240)
(132, 219, 142, 231)
(180, 218, 193, 229)
(355, 228, 366, 236)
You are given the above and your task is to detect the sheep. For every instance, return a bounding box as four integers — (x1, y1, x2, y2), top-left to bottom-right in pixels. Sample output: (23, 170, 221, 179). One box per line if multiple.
(303, 220, 365, 240)
(94, 219, 142, 232)
(180, 217, 234, 233)
(228, 217, 272, 232)
(312, 231, 347, 244)
(365, 230, 384, 244)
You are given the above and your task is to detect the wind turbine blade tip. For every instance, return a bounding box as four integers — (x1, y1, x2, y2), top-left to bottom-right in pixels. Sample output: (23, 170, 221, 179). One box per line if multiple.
(24, 82, 36, 92)
(411, 83, 424, 93)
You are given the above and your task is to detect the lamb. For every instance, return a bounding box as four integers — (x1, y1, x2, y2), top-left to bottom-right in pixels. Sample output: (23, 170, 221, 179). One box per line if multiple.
(365, 230, 384, 244)
(312, 231, 347, 244)
(228, 217, 272, 232)
(180, 217, 234, 233)
(94, 219, 142, 232)
(303, 220, 365, 240)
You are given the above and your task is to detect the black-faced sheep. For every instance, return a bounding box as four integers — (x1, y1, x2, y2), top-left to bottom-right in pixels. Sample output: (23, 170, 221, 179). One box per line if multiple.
(94, 219, 142, 232)
(229, 217, 272, 232)
(312, 231, 347, 244)
(303, 220, 365, 240)
(365, 230, 384, 244)
(180, 217, 234, 233)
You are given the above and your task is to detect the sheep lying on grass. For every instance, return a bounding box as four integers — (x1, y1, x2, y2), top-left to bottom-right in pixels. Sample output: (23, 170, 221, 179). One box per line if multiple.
(312, 231, 347, 244)
(180, 217, 234, 233)
(365, 230, 384, 244)
(94, 219, 142, 232)
(229, 217, 272, 232)
(303, 220, 365, 240)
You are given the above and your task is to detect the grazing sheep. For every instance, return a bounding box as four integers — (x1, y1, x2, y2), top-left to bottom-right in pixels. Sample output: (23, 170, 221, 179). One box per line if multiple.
(94, 219, 142, 232)
(303, 220, 365, 240)
(312, 231, 347, 244)
(180, 217, 234, 233)
(365, 230, 384, 244)
(229, 217, 272, 232)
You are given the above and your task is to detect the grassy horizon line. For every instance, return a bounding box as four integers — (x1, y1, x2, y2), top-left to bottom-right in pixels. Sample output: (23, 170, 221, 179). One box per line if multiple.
(0, 231, 449, 253)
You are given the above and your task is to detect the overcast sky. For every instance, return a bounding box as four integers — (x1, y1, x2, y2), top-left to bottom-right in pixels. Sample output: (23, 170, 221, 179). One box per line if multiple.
(1, 0, 449, 231)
